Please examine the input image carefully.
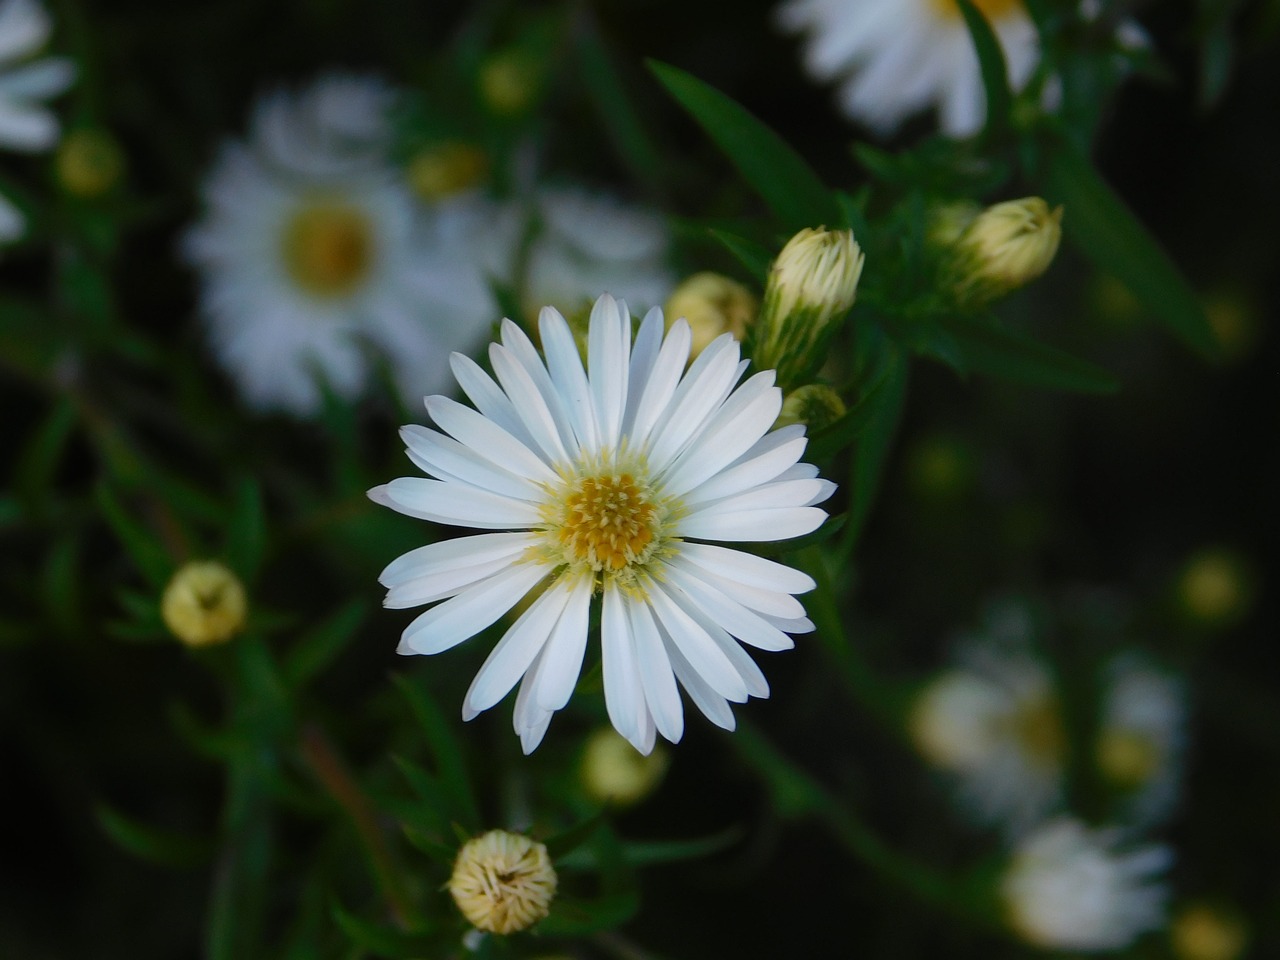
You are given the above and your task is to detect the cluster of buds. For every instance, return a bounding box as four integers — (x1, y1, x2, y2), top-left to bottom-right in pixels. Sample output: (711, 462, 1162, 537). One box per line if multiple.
(933, 197, 1063, 309)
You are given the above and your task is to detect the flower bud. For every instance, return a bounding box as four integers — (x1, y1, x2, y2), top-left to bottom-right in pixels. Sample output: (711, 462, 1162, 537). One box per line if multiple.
(1171, 904, 1248, 960)
(480, 49, 543, 116)
(664, 272, 756, 358)
(55, 128, 125, 199)
(406, 142, 488, 202)
(450, 830, 557, 934)
(776, 384, 846, 432)
(943, 197, 1062, 308)
(754, 227, 864, 389)
(161, 561, 247, 648)
(1177, 549, 1251, 626)
(580, 727, 669, 807)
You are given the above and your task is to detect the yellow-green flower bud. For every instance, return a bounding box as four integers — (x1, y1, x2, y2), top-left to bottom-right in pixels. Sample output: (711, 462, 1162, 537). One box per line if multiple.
(406, 142, 488, 202)
(776, 384, 846, 432)
(664, 271, 756, 358)
(945, 197, 1063, 308)
(449, 830, 557, 934)
(754, 227, 864, 389)
(1171, 905, 1248, 960)
(161, 561, 247, 648)
(1177, 549, 1251, 626)
(55, 128, 125, 199)
(480, 49, 542, 116)
(580, 727, 669, 807)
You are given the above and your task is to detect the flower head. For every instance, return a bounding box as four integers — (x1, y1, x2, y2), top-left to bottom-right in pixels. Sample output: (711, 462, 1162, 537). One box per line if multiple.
(754, 227, 863, 390)
(183, 74, 493, 415)
(664, 272, 756, 358)
(449, 830, 557, 934)
(944, 197, 1063, 306)
(372, 294, 833, 753)
(161, 561, 247, 648)
(1001, 818, 1171, 951)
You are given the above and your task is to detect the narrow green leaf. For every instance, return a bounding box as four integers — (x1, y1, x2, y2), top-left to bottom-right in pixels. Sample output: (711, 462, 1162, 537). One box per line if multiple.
(1042, 139, 1218, 358)
(392, 675, 480, 829)
(846, 344, 908, 548)
(946, 314, 1119, 393)
(390, 755, 453, 834)
(557, 828, 740, 870)
(956, 0, 1012, 137)
(538, 891, 639, 936)
(282, 599, 367, 690)
(96, 803, 214, 868)
(95, 482, 172, 587)
(15, 396, 76, 496)
(206, 754, 275, 960)
(226, 477, 266, 583)
(708, 228, 773, 281)
(648, 60, 839, 229)
(331, 902, 439, 958)
(544, 810, 607, 859)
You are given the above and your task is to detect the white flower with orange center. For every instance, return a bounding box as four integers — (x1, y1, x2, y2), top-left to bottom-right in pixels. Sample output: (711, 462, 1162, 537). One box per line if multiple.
(372, 294, 833, 753)
(183, 74, 493, 415)
(776, 0, 1039, 137)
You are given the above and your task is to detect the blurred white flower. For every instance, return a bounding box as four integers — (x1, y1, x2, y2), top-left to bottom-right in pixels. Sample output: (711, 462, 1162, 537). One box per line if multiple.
(776, 0, 1038, 137)
(909, 605, 1066, 833)
(372, 294, 832, 753)
(1096, 656, 1186, 826)
(183, 74, 494, 415)
(522, 187, 674, 318)
(0, 0, 75, 241)
(1002, 818, 1171, 951)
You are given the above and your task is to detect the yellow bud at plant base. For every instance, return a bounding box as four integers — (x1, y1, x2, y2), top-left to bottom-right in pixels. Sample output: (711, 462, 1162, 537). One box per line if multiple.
(580, 727, 669, 806)
(1171, 904, 1248, 960)
(55, 128, 125, 198)
(1177, 549, 1251, 626)
(407, 142, 489, 202)
(450, 830, 557, 934)
(950, 197, 1062, 307)
(755, 227, 864, 389)
(776, 384, 846, 432)
(664, 272, 756, 357)
(161, 561, 247, 648)
(480, 49, 541, 116)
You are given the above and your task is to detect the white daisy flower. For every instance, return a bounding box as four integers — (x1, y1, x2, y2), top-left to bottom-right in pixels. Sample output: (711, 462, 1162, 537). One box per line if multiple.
(776, 0, 1039, 137)
(1095, 655, 1186, 827)
(371, 293, 834, 754)
(0, 0, 75, 241)
(183, 74, 493, 415)
(1001, 817, 1171, 951)
(910, 606, 1066, 833)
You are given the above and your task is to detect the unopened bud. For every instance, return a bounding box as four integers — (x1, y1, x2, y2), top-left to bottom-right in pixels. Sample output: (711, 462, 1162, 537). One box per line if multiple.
(407, 142, 488, 202)
(776, 384, 845, 432)
(580, 727, 669, 807)
(480, 49, 542, 116)
(664, 272, 755, 358)
(755, 227, 864, 389)
(161, 561, 247, 648)
(450, 830, 557, 934)
(944, 197, 1062, 307)
(55, 128, 124, 198)
(1177, 549, 1252, 626)
(1171, 904, 1248, 960)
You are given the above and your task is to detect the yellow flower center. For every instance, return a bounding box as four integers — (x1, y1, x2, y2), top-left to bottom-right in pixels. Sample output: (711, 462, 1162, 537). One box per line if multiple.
(1002, 694, 1066, 769)
(282, 201, 374, 297)
(932, 0, 1023, 21)
(1096, 729, 1162, 788)
(557, 472, 658, 572)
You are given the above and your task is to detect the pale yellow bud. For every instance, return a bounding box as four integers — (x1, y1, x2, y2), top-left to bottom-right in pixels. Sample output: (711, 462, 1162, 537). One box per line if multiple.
(480, 50, 541, 116)
(755, 227, 864, 389)
(449, 830, 557, 934)
(55, 128, 125, 199)
(776, 384, 846, 432)
(161, 561, 247, 648)
(1171, 905, 1248, 960)
(947, 197, 1063, 307)
(664, 272, 756, 358)
(1177, 549, 1251, 626)
(580, 728, 669, 807)
(406, 142, 488, 202)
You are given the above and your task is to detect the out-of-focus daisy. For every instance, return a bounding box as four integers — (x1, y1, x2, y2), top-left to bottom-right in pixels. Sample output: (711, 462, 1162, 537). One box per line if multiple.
(183, 74, 492, 415)
(776, 0, 1039, 137)
(909, 606, 1066, 833)
(522, 187, 674, 319)
(1001, 817, 1171, 951)
(372, 294, 833, 754)
(0, 0, 75, 241)
(1095, 656, 1186, 826)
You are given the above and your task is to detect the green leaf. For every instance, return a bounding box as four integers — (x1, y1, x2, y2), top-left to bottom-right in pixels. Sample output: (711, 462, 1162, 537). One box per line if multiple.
(282, 599, 367, 690)
(846, 342, 908, 549)
(225, 477, 266, 583)
(556, 828, 740, 870)
(390, 755, 453, 835)
(538, 891, 639, 936)
(14, 396, 76, 497)
(956, 0, 1012, 137)
(708, 228, 773, 281)
(544, 810, 607, 859)
(1041, 139, 1218, 358)
(807, 371, 889, 462)
(331, 902, 439, 958)
(95, 482, 172, 587)
(945, 314, 1119, 393)
(392, 675, 481, 829)
(96, 803, 214, 868)
(648, 60, 840, 229)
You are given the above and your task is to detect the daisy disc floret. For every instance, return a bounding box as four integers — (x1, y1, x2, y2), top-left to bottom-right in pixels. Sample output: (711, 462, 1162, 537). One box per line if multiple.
(371, 294, 835, 754)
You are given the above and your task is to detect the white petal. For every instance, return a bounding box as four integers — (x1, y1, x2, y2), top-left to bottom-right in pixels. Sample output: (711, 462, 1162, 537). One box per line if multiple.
(464, 578, 576, 717)
(661, 372, 782, 496)
(499, 317, 578, 452)
(490, 343, 572, 465)
(376, 477, 542, 528)
(539, 306, 599, 451)
(678, 542, 816, 595)
(601, 582, 645, 751)
(673, 559, 807, 620)
(664, 636, 736, 731)
(628, 594, 684, 743)
(448, 353, 540, 451)
(665, 563, 797, 652)
(628, 317, 691, 446)
(379, 532, 536, 587)
(0, 100, 58, 151)
(588, 294, 629, 449)
(679, 506, 827, 543)
(384, 552, 526, 608)
(398, 561, 550, 655)
(689, 478, 828, 515)
(425, 395, 557, 485)
(533, 574, 594, 710)
(401, 425, 542, 501)
(645, 334, 742, 470)
(0, 58, 74, 99)
(646, 584, 748, 702)
(514, 646, 555, 754)
(684, 433, 810, 506)
(621, 306, 665, 437)
(663, 578, 769, 698)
